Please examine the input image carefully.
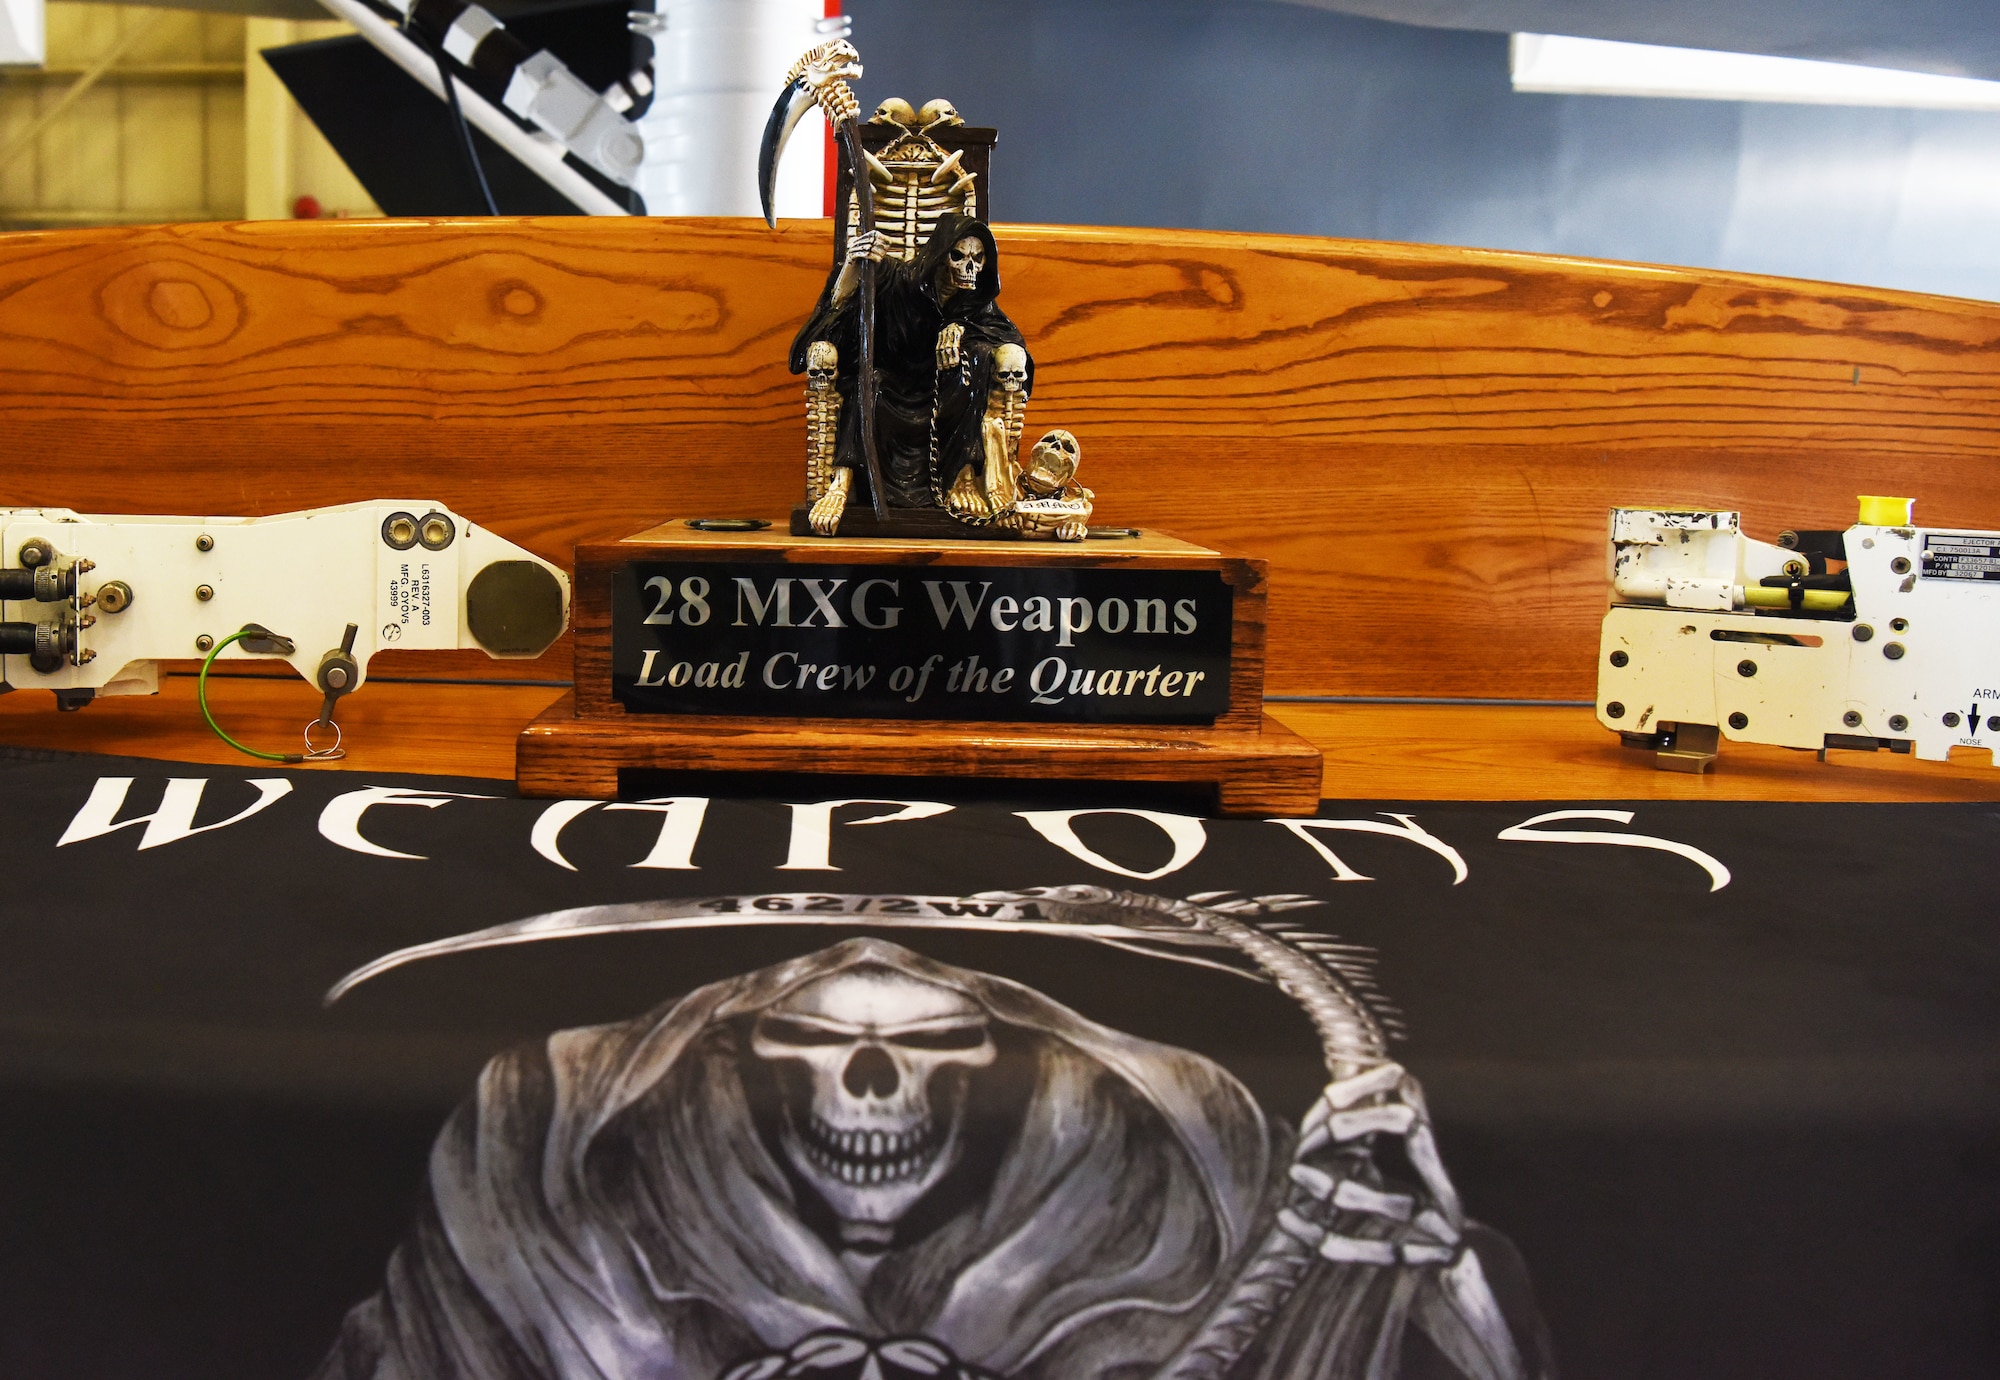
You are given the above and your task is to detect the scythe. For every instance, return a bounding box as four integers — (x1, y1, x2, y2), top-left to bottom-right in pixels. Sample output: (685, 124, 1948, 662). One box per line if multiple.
(758, 41, 889, 520)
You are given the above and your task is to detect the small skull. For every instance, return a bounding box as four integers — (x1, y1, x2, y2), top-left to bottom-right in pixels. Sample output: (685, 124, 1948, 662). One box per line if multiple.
(751, 968, 996, 1229)
(869, 97, 917, 129)
(917, 98, 962, 131)
(993, 345, 1027, 393)
(1024, 429, 1079, 493)
(946, 235, 985, 293)
(806, 340, 838, 389)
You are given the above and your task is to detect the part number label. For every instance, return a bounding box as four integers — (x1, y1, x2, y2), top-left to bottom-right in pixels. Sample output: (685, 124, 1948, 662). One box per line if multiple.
(1920, 533, 2000, 582)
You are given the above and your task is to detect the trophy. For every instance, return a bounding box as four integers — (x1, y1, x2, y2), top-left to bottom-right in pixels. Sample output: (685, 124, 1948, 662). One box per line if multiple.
(516, 42, 1323, 814)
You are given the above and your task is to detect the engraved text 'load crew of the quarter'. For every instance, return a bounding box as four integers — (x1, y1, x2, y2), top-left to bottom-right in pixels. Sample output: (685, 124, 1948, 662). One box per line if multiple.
(510, 41, 1324, 814)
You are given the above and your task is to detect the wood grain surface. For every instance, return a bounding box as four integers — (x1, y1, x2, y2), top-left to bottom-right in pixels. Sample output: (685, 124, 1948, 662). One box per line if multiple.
(5, 676, 1997, 802)
(4, 217, 2000, 701)
(518, 696, 1324, 815)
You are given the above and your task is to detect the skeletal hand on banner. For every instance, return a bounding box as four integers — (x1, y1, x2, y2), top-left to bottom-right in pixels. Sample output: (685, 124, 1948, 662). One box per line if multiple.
(1279, 1060, 1466, 1268)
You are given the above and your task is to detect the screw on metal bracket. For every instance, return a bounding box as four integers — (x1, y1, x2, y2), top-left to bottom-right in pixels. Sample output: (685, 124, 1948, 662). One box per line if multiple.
(1728, 712, 1749, 730)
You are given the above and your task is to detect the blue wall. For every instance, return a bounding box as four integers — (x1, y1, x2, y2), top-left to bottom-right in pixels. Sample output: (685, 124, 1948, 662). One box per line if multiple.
(847, 0, 2000, 301)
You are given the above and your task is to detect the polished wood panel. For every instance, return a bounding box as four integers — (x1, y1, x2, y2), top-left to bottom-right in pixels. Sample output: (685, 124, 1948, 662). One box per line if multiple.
(1272, 703, 2000, 802)
(4, 217, 1998, 702)
(4, 679, 1997, 802)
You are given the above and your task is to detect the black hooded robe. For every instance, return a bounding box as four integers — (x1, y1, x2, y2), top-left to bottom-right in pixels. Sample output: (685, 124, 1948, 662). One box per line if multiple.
(312, 940, 1551, 1380)
(788, 216, 1031, 510)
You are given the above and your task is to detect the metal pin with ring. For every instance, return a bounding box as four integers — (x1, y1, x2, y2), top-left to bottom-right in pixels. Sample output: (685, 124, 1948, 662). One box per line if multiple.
(309, 623, 361, 760)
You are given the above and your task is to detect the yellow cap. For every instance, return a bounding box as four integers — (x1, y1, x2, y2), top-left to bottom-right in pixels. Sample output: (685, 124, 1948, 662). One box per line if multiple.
(1857, 495, 1914, 525)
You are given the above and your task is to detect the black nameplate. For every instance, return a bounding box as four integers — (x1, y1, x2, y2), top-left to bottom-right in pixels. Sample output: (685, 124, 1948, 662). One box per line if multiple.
(612, 562, 1233, 723)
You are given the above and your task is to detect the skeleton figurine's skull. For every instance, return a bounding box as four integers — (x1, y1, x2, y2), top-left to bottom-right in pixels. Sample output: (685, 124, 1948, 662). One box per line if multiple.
(917, 98, 962, 130)
(1024, 428, 1080, 495)
(805, 340, 839, 390)
(869, 97, 917, 129)
(993, 344, 1028, 393)
(946, 236, 985, 294)
(751, 968, 997, 1229)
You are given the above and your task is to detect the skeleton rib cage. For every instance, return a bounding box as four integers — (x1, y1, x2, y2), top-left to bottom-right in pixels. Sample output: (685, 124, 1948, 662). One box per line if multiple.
(846, 130, 980, 261)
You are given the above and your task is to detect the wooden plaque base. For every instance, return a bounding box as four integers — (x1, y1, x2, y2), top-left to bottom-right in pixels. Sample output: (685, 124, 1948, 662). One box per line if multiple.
(515, 521, 1324, 815)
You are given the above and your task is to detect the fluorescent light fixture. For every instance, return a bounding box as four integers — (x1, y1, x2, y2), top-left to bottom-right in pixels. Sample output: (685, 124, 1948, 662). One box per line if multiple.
(1512, 32, 2000, 110)
(0, 0, 44, 66)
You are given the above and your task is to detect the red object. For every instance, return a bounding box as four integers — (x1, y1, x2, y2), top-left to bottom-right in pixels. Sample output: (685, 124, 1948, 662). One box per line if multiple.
(292, 195, 324, 220)
(823, 0, 840, 218)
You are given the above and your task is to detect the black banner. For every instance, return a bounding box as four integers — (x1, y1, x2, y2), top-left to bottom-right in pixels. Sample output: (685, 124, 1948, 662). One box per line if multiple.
(611, 561, 1234, 722)
(5, 749, 1999, 1380)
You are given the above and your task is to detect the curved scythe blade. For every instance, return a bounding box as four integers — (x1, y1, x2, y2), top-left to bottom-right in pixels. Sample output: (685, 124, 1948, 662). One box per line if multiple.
(757, 78, 814, 228)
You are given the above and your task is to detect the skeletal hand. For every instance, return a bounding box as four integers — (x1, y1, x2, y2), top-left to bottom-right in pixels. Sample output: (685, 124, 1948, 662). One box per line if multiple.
(847, 230, 887, 265)
(936, 323, 965, 370)
(1053, 518, 1088, 541)
(1278, 1061, 1465, 1268)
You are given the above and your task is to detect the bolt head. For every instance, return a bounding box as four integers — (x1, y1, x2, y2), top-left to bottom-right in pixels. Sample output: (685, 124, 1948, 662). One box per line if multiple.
(1853, 624, 1874, 642)
(195, 634, 214, 652)
(195, 534, 214, 552)
(1843, 710, 1863, 727)
(1945, 712, 1962, 728)
(1891, 556, 1912, 574)
(326, 666, 350, 690)
(1728, 712, 1749, 730)
(195, 584, 214, 601)
(1884, 642, 1906, 660)
(1737, 659, 1758, 678)
(1606, 701, 1625, 719)
(1609, 650, 1629, 668)
(1889, 714, 1909, 732)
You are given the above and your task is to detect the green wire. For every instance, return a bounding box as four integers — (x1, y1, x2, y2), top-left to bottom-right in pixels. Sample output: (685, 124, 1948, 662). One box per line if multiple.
(197, 629, 305, 763)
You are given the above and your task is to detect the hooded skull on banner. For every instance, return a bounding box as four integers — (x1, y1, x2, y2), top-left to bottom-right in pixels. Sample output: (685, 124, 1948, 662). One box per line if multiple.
(315, 892, 1551, 1380)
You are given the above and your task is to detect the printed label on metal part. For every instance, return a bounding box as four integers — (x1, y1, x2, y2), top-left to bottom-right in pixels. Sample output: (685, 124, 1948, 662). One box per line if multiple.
(611, 562, 1233, 723)
(1920, 532, 2000, 582)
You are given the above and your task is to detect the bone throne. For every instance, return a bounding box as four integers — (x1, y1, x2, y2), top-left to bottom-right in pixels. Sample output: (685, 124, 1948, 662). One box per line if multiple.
(803, 99, 994, 535)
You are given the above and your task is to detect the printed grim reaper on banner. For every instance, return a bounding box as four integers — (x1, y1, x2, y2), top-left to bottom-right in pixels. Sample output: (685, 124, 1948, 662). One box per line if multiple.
(315, 887, 1552, 1380)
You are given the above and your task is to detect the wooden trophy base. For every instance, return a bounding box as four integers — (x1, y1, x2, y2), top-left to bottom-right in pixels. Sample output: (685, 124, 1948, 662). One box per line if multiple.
(515, 520, 1324, 816)
(518, 696, 1320, 813)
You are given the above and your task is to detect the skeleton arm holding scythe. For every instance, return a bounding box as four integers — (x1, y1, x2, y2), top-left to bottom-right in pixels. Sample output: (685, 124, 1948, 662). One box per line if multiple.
(762, 41, 889, 529)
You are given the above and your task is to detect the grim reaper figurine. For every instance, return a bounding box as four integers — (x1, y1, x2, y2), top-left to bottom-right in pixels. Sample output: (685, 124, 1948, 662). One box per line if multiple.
(762, 43, 1093, 540)
(314, 890, 1552, 1380)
